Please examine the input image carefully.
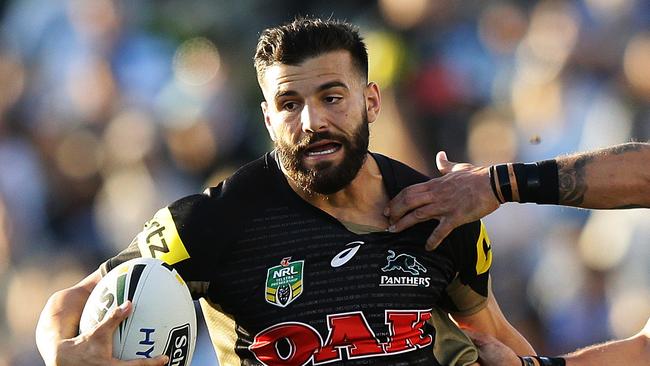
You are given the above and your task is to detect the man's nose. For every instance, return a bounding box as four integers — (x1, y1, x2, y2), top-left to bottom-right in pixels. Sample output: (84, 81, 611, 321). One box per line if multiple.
(300, 104, 327, 133)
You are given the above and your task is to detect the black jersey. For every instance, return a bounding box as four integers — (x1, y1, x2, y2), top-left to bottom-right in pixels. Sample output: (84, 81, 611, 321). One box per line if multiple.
(101, 152, 493, 366)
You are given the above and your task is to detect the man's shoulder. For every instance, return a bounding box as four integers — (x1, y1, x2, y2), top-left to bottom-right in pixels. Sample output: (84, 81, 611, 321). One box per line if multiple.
(164, 153, 276, 216)
(371, 152, 431, 194)
(161, 153, 277, 237)
(204, 152, 277, 199)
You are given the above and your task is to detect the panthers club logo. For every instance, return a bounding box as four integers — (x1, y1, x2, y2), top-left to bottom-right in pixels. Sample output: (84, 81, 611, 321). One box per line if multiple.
(380, 250, 431, 287)
(265, 257, 304, 308)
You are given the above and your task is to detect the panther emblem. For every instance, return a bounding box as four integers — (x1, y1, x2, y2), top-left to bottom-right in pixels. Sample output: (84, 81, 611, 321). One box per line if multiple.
(381, 250, 427, 275)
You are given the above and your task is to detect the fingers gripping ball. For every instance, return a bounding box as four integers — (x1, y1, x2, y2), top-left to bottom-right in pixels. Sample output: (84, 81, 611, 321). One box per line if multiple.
(79, 258, 197, 365)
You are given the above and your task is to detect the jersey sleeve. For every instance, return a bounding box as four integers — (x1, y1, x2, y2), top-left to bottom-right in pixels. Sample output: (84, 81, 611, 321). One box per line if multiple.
(436, 220, 493, 316)
(100, 187, 230, 299)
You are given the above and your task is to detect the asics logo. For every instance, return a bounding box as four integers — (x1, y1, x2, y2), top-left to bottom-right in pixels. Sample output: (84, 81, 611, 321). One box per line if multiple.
(331, 241, 364, 268)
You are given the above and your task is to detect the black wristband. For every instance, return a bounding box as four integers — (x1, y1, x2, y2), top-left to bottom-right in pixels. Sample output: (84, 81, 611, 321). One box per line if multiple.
(535, 356, 566, 366)
(495, 164, 512, 202)
(489, 165, 504, 204)
(489, 160, 559, 204)
(520, 356, 536, 366)
(535, 159, 559, 204)
(520, 163, 540, 202)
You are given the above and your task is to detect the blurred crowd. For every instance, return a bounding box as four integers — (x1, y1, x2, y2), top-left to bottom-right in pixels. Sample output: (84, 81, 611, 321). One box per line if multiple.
(0, 0, 648, 365)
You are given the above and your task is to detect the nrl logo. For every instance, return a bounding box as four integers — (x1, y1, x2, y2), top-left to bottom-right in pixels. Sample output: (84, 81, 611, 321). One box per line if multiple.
(265, 257, 304, 308)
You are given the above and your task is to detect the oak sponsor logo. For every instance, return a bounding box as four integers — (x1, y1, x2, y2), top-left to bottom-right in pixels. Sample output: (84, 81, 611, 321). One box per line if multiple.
(380, 250, 431, 288)
(265, 257, 304, 307)
(249, 309, 432, 365)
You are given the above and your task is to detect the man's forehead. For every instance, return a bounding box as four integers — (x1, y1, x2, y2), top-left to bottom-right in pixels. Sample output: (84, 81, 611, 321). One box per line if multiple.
(260, 51, 358, 95)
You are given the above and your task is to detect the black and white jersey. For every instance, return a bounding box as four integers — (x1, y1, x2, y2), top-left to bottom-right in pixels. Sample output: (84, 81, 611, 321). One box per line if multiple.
(101, 152, 494, 366)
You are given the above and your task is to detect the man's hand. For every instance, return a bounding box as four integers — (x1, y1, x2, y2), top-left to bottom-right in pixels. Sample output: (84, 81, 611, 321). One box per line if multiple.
(463, 329, 521, 366)
(384, 151, 500, 250)
(51, 301, 168, 366)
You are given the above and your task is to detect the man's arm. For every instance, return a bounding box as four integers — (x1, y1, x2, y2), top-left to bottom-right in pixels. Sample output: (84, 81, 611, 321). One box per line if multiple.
(385, 142, 650, 249)
(452, 286, 535, 356)
(35, 270, 167, 366)
(464, 316, 650, 366)
(557, 142, 650, 209)
(36, 270, 101, 364)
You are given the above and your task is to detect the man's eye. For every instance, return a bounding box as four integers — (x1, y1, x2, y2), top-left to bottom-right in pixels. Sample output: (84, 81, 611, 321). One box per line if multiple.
(283, 102, 298, 111)
(324, 96, 342, 103)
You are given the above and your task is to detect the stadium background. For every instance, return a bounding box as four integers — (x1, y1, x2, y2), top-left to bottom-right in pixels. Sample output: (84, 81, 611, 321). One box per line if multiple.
(0, 0, 648, 364)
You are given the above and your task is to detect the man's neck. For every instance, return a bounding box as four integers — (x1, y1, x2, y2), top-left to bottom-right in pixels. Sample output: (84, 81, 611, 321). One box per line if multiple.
(283, 154, 390, 229)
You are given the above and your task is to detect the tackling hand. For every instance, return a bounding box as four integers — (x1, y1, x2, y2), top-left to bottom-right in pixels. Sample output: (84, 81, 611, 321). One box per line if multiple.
(384, 151, 500, 250)
(463, 329, 521, 366)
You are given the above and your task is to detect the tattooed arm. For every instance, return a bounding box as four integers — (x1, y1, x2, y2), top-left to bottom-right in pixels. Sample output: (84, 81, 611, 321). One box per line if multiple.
(386, 142, 650, 249)
(557, 142, 650, 209)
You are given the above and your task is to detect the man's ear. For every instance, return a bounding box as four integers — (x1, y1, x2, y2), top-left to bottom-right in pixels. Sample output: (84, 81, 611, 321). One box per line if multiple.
(365, 82, 381, 124)
(261, 101, 276, 141)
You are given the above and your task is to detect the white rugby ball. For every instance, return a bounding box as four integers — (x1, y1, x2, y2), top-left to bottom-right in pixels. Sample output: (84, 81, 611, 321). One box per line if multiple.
(80, 257, 196, 365)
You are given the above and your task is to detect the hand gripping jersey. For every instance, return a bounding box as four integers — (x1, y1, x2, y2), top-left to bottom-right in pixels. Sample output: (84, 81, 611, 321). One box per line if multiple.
(101, 152, 494, 366)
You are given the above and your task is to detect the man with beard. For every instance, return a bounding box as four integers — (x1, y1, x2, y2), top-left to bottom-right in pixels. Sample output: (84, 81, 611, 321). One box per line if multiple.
(36, 17, 534, 366)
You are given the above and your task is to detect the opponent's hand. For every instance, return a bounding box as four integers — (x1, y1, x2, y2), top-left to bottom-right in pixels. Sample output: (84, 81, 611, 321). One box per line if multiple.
(384, 151, 500, 250)
(463, 329, 521, 366)
(52, 302, 168, 366)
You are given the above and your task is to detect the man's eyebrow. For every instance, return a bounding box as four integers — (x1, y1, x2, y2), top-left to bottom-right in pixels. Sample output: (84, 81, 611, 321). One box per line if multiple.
(317, 81, 349, 92)
(274, 81, 349, 100)
(274, 89, 298, 100)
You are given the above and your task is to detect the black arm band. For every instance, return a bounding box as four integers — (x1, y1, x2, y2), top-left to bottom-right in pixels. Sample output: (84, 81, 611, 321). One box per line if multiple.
(520, 355, 566, 366)
(489, 165, 504, 204)
(535, 159, 559, 204)
(535, 356, 566, 366)
(520, 356, 536, 366)
(490, 160, 559, 204)
(495, 164, 512, 202)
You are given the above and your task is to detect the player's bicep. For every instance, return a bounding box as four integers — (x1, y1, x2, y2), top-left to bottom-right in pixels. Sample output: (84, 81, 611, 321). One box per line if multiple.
(451, 284, 501, 336)
(453, 285, 535, 355)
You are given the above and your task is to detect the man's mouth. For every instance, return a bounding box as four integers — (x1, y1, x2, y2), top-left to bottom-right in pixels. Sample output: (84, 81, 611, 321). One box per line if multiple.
(304, 141, 342, 157)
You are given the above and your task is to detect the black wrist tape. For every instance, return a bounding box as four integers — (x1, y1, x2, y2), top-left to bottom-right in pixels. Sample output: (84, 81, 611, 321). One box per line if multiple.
(489, 165, 504, 204)
(495, 164, 512, 202)
(517, 162, 542, 203)
(535, 159, 559, 204)
(535, 356, 566, 366)
(490, 160, 559, 204)
(520, 356, 536, 366)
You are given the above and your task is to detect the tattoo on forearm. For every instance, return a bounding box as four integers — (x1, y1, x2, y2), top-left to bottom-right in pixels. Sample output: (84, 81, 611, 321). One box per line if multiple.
(558, 142, 648, 206)
(558, 155, 593, 206)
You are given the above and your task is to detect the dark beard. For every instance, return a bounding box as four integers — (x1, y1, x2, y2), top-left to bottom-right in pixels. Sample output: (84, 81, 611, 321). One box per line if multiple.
(275, 115, 370, 195)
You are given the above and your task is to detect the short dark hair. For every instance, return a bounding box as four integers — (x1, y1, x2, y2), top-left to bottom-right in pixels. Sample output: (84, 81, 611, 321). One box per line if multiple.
(254, 17, 368, 82)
